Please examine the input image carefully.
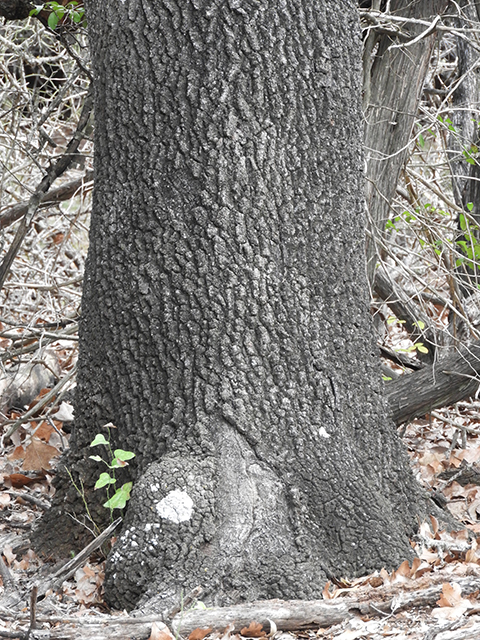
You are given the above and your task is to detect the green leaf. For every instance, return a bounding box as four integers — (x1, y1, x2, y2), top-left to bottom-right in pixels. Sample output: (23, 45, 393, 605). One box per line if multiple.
(90, 434, 109, 447)
(467, 202, 474, 211)
(114, 449, 136, 461)
(416, 343, 429, 354)
(382, 375, 392, 381)
(89, 455, 103, 462)
(110, 458, 128, 468)
(95, 473, 116, 489)
(459, 214, 467, 231)
(48, 11, 59, 29)
(103, 482, 133, 510)
(418, 134, 425, 148)
(414, 320, 425, 330)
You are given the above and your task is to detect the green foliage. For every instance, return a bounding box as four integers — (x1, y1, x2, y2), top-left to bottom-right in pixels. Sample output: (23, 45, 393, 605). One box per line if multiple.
(385, 199, 480, 272)
(89, 425, 135, 513)
(396, 342, 429, 354)
(103, 482, 133, 510)
(29, 1, 86, 30)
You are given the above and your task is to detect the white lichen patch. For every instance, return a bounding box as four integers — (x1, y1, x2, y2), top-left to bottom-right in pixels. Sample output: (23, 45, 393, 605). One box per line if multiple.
(318, 427, 331, 438)
(156, 489, 194, 523)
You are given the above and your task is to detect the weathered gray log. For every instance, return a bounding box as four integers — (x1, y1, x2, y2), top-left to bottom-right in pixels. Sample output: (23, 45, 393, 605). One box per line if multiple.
(386, 342, 480, 425)
(172, 576, 480, 635)
(0, 575, 476, 638)
(19, 616, 168, 640)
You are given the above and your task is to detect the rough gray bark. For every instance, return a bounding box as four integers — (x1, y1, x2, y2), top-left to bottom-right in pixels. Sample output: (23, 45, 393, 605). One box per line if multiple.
(0, 0, 32, 20)
(364, 1, 449, 286)
(448, 1, 480, 294)
(34, 0, 430, 612)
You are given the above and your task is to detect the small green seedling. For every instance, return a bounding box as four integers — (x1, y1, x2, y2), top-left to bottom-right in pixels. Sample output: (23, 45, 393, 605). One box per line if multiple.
(89, 425, 135, 512)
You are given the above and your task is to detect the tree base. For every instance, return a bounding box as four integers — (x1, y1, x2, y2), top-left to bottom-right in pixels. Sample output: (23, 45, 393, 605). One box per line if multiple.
(104, 423, 425, 612)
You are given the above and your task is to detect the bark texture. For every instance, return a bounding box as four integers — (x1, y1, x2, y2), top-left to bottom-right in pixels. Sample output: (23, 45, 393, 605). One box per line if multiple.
(0, 0, 32, 20)
(448, 0, 480, 295)
(364, 0, 449, 285)
(35, 0, 429, 612)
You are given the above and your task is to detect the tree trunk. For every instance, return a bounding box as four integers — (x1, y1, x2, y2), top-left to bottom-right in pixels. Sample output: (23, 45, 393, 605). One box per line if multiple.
(34, 0, 431, 613)
(447, 1, 480, 296)
(364, 1, 449, 286)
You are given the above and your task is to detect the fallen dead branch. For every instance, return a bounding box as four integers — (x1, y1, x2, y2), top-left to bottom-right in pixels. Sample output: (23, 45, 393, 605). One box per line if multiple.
(0, 614, 169, 640)
(170, 576, 480, 635)
(3, 575, 479, 639)
(386, 342, 480, 425)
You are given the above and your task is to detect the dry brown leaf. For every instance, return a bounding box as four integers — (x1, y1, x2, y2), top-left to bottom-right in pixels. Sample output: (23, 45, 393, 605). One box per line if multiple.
(368, 575, 384, 587)
(219, 623, 235, 640)
(7, 473, 42, 488)
(379, 567, 391, 585)
(411, 557, 421, 575)
(22, 438, 59, 471)
(437, 582, 463, 607)
(81, 564, 96, 578)
(74, 563, 105, 605)
(34, 421, 54, 442)
(392, 559, 410, 581)
(14, 549, 38, 571)
(240, 622, 266, 637)
(189, 628, 212, 640)
(322, 580, 333, 600)
(0, 493, 11, 508)
(149, 622, 174, 640)
(52, 232, 65, 245)
(8, 445, 25, 461)
(432, 583, 473, 620)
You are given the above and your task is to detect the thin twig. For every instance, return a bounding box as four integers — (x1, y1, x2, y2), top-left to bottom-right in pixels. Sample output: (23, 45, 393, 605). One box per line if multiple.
(28, 585, 38, 632)
(0, 86, 93, 290)
(2, 365, 77, 442)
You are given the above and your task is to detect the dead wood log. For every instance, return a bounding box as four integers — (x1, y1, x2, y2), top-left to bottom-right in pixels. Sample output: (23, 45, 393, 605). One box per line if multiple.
(13, 616, 168, 640)
(0, 576, 477, 638)
(386, 342, 480, 426)
(172, 576, 480, 636)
